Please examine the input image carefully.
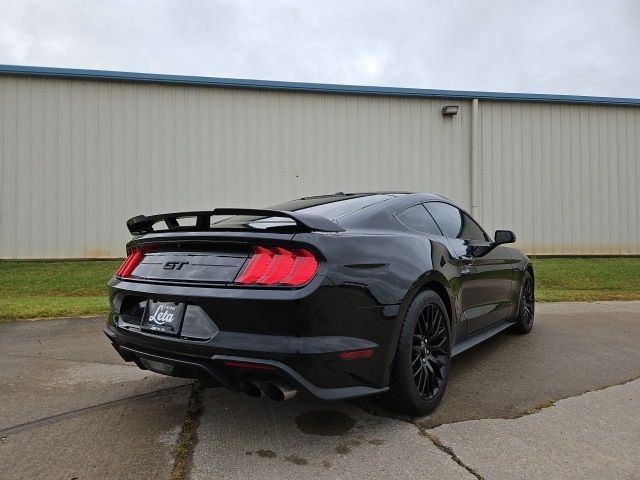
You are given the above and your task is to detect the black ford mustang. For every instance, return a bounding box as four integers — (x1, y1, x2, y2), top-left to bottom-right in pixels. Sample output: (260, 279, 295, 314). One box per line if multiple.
(105, 192, 534, 416)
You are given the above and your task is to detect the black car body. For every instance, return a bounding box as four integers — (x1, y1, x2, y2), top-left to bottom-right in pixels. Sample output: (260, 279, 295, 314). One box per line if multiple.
(105, 193, 535, 415)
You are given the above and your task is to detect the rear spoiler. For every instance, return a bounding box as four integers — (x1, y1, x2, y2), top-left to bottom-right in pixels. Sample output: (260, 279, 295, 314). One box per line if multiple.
(126, 208, 345, 235)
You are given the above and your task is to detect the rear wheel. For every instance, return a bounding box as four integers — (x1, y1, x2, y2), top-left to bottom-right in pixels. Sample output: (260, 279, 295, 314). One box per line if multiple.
(511, 271, 535, 334)
(386, 290, 451, 416)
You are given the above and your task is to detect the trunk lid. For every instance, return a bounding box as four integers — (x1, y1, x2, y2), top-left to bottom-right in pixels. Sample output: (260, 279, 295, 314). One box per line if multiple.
(131, 250, 249, 284)
(124, 230, 297, 285)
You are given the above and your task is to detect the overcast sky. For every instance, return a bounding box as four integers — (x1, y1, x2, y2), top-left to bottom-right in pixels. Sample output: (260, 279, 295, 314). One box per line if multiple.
(1, 0, 639, 98)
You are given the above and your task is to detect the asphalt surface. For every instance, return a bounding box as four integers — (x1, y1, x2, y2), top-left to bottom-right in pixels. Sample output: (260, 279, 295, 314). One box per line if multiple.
(1, 302, 639, 479)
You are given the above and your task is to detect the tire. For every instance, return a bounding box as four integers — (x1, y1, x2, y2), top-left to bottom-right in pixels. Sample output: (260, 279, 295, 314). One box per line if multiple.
(511, 271, 535, 334)
(385, 289, 451, 417)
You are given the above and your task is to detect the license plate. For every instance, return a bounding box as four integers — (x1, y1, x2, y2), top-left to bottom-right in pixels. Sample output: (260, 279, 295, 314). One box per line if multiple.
(141, 300, 185, 335)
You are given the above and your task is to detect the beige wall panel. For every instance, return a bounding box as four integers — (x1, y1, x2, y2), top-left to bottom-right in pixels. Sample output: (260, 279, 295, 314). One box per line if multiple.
(477, 101, 640, 255)
(0, 76, 471, 258)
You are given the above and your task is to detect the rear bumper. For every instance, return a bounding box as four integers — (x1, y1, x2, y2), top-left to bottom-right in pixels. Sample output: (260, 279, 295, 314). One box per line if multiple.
(105, 327, 388, 400)
(105, 275, 398, 399)
(105, 328, 386, 400)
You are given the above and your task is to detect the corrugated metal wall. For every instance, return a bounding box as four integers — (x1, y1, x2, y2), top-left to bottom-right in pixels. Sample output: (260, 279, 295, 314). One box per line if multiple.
(0, 76, 471, 258)
(477, 101, 640, 255)
(1, 74, 639, 258)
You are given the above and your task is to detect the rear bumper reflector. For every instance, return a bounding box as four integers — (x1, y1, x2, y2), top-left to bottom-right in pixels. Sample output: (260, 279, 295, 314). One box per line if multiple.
(339, 349, 375, 360)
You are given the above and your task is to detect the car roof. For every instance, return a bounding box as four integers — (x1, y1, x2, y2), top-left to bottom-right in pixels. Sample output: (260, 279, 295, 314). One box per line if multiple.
(298, 191, 444, 199)
(327, 192, 464, 231)
(276, 192, 450, 214)
(296, 191, 452, 208)
(212, 192, 457, 232)
(279, 192, 456, 223)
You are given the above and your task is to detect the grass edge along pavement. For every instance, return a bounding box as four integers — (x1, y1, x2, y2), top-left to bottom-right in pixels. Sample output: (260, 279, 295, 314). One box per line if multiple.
(170, 381, 202, 480)
(1, 257, 639, 320)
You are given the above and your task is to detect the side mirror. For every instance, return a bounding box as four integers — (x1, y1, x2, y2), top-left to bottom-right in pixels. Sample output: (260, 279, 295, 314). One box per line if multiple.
(494, 230, 516, 245)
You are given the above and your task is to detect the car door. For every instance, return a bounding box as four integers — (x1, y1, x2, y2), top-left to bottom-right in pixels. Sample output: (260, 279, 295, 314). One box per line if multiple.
(425, 201, 514, 334)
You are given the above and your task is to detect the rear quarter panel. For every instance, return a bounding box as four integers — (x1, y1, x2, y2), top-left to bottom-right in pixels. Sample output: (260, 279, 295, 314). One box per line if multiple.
(294, 230, 461, 382)
(503, 246, 533, 316)
(295, 231, 441, 306)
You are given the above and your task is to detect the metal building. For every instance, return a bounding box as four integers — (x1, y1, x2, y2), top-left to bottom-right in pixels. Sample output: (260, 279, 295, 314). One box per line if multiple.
(1, 65, 639, 259)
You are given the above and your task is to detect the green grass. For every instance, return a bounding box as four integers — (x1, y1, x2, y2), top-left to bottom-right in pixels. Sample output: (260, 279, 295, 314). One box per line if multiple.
(0, 260, 121, 320)
(0, 257, 638, 320)
(533, 257, 640, 302)
(170, 381, 201, 480)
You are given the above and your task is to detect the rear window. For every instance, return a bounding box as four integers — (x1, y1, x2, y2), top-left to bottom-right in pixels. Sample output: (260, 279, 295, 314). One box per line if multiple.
(395, 205, 442, 235)
(271, 194, 392, 219)
(212, 194, 393, 230)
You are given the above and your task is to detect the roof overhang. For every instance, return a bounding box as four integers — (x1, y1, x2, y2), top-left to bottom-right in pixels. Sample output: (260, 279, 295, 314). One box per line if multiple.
(1, 64, 639, 107)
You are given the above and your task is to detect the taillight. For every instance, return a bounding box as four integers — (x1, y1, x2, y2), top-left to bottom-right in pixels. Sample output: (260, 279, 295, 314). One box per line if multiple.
(235, 246, 319, 286)
(115, 248, 145, 278)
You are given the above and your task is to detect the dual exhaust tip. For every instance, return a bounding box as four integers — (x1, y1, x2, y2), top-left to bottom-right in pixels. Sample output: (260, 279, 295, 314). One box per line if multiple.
(240, 379, 298, 401)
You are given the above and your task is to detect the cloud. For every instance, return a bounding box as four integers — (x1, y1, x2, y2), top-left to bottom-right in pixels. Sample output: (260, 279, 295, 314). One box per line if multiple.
(0, 0, 638, 97)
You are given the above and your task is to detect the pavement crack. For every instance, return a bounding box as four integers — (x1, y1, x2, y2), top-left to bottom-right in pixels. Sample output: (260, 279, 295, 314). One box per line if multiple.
(515, 375, 640, 419)
(524, 398, 557, 414)
(351, 399, 484, 478)
(414, 375, 640, 430)
(417, 427, 484, 479)
(170, 381, 202, 480)
(0, 384, 190, 437)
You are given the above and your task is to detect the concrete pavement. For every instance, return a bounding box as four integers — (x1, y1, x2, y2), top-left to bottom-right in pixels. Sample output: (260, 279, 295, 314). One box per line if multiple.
(1, 302, 639, 479)
(191, 389, 475, 479)
(0, 317, 191, 480)
(192, 378, 640, 480)
(430, 378, 640, 479)
(191, 301, 640, 479)
(370, 300, 640, 428)
(2, 388, 188, 480)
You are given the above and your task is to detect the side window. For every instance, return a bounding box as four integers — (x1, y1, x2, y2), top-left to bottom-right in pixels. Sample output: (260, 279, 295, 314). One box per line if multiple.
(459, 213, 488, 241)
(425, 202, 487, 241)
(395, 205, 442, 235)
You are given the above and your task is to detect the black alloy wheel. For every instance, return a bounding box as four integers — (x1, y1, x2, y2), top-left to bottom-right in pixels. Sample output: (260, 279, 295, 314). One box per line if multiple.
(512, 270, 535, 334)
(521, 275, 534, 327)
(385, 289, 451, 416)
(412, 304, 449, 400)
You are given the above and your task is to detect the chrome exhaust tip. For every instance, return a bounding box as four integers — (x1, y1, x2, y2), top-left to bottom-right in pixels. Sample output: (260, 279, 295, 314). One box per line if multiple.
(262, 380, 298, 401)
